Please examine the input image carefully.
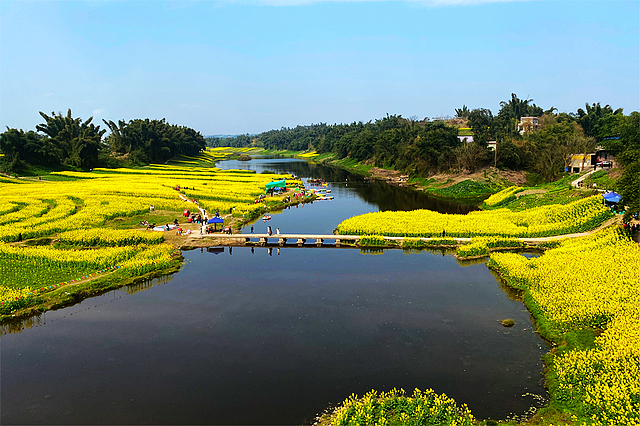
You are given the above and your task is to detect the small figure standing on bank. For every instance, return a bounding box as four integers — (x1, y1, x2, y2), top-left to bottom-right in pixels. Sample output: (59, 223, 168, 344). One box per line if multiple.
(442, 229, 446, 238)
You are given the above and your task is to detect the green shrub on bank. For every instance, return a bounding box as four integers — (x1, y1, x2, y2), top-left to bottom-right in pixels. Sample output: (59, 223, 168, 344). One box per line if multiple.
(433, 179, 495, 198)
(359, 235, 386, 247)
(403, 238, 460, 249)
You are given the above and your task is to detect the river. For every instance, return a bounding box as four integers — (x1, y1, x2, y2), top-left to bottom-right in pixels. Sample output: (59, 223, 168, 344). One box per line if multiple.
(0, 159, 548, 425)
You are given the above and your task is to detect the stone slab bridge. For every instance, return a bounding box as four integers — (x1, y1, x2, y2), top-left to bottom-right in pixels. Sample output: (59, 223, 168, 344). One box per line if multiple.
(187, 233, 586, 248)
(191, 233, 370, 247)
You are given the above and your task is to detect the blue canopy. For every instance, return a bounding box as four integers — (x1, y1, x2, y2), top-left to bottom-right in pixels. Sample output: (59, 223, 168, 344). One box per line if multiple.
(207, 217, 224, 224)
(602, 192, 621, 203)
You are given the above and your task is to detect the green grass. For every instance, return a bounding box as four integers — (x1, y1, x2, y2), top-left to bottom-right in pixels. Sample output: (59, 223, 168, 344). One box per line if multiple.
(582, 169, 617, 190)
(330, 157, 375, 175)
(430, 179, 495, 199)
(104, 210, 183, 230)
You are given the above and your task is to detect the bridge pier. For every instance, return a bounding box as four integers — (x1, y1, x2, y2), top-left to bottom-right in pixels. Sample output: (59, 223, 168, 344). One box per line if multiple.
(335, 238, 341, 247)
(278, 238, 287, 246)
(296, 238, 306, 246)
(259, 238, 267, 246)
(315, 238, 324, 246)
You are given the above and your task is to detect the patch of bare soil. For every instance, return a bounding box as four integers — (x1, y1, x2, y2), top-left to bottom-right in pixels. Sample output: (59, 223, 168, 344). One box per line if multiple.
(368, 167, 404, 180)
(426, 167, 528, 188)
(516, 189, 547, 198)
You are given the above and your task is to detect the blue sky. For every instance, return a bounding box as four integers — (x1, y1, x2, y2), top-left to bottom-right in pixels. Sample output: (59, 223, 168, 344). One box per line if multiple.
(1, 0, 638, 135)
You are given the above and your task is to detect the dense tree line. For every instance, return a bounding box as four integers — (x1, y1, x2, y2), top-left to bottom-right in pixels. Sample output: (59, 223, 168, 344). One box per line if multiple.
(217, 94, 637, 182)
(102, 118, 205, 164)
(0, 110, 206, 172)
(215, 94, 637, 218)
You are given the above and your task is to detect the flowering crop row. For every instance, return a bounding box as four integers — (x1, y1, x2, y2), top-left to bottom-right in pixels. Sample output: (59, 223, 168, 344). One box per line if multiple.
(57, 228, 164, 247)
(488, 227, 640, 425)
(0, 165, 290, 242)
(482, 185, 523, 208)
(331, 388, 475, 426)
(336, 196, 612, 238)
(456, 237, 524, 258)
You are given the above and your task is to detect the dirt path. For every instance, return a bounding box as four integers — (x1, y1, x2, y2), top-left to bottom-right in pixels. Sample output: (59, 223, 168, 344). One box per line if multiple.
(571, 169, 596, 188)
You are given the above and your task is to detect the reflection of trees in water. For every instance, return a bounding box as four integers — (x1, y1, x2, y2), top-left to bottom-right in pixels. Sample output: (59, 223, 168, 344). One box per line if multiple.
(0, 314, 44, 335)
(125, 275, 174, 295)
(347, 181, 477, 214)
(218, 158, 479, 214)
(257, 160, 478, 214)
(1, 275, 176, 335)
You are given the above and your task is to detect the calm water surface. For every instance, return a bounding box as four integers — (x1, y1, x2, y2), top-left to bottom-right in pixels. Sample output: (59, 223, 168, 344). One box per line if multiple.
(216, 159, 476, 235)
(1, 159, 548, 425)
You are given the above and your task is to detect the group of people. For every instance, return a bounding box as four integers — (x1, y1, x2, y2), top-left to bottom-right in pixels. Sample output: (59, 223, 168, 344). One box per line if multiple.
(266, 226, 280, 236)
(622, 223, 639, 234)
(186, 213, 204, 224)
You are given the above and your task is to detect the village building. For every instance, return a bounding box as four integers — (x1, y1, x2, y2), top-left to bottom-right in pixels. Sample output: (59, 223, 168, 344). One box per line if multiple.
(517, 117, 540, 135)
(567, 147, 615, 173)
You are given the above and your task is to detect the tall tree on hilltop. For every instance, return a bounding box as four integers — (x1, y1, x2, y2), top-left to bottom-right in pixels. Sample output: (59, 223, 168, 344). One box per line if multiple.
(455, 105, 470, 118)
(576, 103, 624, 139)
(37, 109, 105, 168)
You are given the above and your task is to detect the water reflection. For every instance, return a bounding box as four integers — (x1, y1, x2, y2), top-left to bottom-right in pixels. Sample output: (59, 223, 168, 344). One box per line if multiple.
(217, 158, 478, 215)
(2, 247, 548, 424)
(1, 275, 174, 336)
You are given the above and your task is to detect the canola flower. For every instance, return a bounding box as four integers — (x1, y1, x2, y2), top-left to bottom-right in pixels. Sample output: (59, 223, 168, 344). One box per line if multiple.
(488, 227, 640, 425)
(336, 195, 612, 238)
(57, 228, 164, 247)
(298, 151, 319, 158)
(0, 162, 295, 316)
(483, 185, 523, 208)
(331, 388, 475, 426)
(456, 236, 524, 258)
(0, 165, 291, 243)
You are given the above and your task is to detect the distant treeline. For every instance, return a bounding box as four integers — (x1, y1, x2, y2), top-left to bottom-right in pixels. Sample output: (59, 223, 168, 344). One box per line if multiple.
(0, 110, 206, 172)
(209, 94, 638, 182)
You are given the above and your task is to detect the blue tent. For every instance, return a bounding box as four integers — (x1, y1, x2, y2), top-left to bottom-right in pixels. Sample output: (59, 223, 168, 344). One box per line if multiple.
(207, 216, 224, 230)
(602, 192, 622, 204)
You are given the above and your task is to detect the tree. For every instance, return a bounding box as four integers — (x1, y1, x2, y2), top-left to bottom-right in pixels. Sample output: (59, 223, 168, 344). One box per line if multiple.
(102, 118, 206, 165)
(453, 142, 486, 173)
(37, 109, 105, 168)
(455, 105, 470, 118)
(612, 112, 640, 222)
(528, 120, 582, 181)
(0, 128, 28, 172)
(467, 108, 493, 146)
(496, 138, 530, 170)
(576, 103, 624, 139)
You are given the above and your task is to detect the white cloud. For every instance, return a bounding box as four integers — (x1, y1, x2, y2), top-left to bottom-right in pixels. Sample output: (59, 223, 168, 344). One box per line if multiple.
(92, 108, 105, 117)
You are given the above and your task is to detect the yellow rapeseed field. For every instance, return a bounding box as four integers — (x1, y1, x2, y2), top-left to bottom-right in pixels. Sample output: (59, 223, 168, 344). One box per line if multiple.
(0, 161, 292, 311)
(489, 227, 640, 425)
(336, 195, 613, 238)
